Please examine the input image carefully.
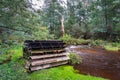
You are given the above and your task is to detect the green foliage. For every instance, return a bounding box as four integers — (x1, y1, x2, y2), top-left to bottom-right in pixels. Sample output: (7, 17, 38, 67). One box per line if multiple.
(0, 61, 29, 80)
(104, 45, 119, 52)
(0, 31, 25, 48)
(43, 0, 65, 37)
(60, 34, 75, 45)
(0, 46, 29, 80)
(90, 40, 120, 52)
(0, 46, 107, 80)
(31, 27, 54, 40)
(0, 26, 54, 50)
(69, 52, 82, 65)
(104, 42, 120, 51)
(0, 53, 11, 64)
(60, 35, 120, 52)
(91, 40, 107, 46)
(0, 46, 22, 63)
(60, 34, 91, 45)
(0, 0, 55, 49)
(77, 39, 91, 45)
(115, 23, 120, 33)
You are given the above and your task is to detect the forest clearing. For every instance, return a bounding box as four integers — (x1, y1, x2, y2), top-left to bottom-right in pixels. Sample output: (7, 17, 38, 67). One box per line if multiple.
(0, 0, 120, 80)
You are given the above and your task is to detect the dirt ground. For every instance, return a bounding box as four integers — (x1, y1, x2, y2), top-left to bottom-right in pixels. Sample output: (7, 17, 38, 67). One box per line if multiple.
(67, 45, 120, 80)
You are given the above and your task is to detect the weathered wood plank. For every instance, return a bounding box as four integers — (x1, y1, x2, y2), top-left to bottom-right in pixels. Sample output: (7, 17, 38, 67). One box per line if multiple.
(30, 56, 70, 66)
(30, 61, 68, 71)
(30, 52, 68, 60)
(30, 49, 66, 54)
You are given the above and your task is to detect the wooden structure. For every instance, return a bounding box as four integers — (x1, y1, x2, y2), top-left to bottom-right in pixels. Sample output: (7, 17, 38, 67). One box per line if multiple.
(23, 40, 69, 71)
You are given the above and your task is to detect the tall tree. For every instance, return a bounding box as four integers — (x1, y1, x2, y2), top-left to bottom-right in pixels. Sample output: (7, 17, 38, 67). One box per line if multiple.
(43, 0, 65, 37)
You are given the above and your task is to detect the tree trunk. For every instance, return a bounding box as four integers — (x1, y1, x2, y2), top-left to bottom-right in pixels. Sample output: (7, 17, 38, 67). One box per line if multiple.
(61, 16, 65, 37)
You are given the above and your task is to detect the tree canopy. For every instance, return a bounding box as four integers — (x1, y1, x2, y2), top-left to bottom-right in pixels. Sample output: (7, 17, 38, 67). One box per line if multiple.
(0, 0, 120, 47)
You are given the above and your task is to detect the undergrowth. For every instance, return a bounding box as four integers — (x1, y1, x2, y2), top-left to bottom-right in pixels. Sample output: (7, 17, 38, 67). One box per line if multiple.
(69, 52, 82, 65)
(104, 42, 120, 51)
(60, 34, 120, 52)
(60, 34, 91, 45)
(0, 46, 29, 80)
(0, 45, 108, 80)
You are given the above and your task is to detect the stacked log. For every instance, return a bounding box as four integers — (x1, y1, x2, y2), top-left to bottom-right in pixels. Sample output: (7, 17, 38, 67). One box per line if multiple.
(23, 40, 69, 71)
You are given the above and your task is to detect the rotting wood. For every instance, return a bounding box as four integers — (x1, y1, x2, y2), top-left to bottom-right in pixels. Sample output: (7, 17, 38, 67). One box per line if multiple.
(30, 61, 68, 71)
(30, 57, 70, 66)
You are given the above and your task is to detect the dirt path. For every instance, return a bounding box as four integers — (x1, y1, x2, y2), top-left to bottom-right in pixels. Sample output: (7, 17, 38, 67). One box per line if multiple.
(67, 45, 120, 80)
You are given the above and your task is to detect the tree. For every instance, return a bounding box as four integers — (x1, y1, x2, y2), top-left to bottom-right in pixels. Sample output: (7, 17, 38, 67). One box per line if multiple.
(89, 0, 120, 40)
(0, 0, 54, 47)
(43, 0, 65, 37)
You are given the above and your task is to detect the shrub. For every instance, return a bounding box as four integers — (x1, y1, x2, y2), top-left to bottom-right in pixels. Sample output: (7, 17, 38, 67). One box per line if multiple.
(78, 39, 91, 45)
(90, 39, 106, 46)
(0, 46, 29, 80)
(104, 42, 120, 52)
(60, 34, 91, 45)
(60, 34, 75, 45)
(69, 52, 82, 65)
(0, 54, 11, 64)
(0, 61, 29, 80)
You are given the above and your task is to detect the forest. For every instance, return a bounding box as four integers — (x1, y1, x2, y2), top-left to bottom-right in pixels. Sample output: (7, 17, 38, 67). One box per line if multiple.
(0, 0, 120, 80)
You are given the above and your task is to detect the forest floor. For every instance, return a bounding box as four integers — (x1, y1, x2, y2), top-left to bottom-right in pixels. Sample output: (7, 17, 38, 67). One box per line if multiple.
(0, 46, 107, 80)
(67, 45, 120, 80)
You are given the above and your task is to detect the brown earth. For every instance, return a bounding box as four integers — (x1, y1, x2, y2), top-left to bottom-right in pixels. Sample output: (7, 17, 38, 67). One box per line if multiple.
(68, 46, 120, 80)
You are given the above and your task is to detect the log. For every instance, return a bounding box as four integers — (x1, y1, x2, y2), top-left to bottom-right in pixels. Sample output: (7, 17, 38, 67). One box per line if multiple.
(30, 52, 68, 60)
(30, 61, 68, 71)
(30, 49, 66, 54)
(30, 56, 70, 66)
(25, 40, 64, 43)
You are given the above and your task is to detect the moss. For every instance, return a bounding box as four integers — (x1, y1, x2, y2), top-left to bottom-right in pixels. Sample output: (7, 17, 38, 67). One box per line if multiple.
(30, 65, 107, 80)
(104, 45, 119, 51)
(104, 42, 120, 52)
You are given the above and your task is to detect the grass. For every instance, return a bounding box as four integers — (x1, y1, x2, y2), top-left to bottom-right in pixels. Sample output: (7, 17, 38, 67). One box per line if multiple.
(104, 42, 120, 52)
(0, 45, 107, 80)
(0, 46, 29, 80)
(30, 65, 106, 80)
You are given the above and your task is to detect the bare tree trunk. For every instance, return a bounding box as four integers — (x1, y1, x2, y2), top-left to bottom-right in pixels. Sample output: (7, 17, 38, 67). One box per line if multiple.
(61, 16, 65, 37)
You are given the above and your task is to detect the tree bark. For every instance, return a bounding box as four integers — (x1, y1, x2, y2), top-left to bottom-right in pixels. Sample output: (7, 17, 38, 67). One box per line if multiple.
(61, 16, 65, 37)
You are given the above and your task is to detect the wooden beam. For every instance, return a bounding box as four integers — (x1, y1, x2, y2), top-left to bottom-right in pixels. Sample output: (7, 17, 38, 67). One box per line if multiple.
(30, 49, 66, 54)
(30, 56, 70, 66)
(30, 52, 68, 60)
(30, 61, 68, 71)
